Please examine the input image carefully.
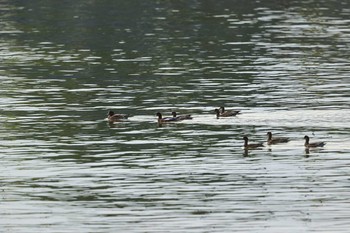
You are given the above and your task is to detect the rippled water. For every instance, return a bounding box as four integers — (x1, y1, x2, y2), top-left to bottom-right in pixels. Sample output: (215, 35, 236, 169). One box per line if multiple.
(1, 1, 350, 232)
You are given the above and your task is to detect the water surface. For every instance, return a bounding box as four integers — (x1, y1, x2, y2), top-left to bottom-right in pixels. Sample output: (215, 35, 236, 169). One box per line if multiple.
(1, 1, 350, 232)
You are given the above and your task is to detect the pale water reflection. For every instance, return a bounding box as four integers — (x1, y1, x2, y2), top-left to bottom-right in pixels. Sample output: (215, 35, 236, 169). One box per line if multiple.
(1, 0, 350, 232)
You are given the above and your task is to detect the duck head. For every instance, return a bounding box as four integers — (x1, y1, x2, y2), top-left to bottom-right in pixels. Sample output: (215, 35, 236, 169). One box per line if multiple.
(108, 110, 115, 116)
(243, 136, 249, 146)
(156, 112, 162, 119)
(214, 109, 220, 118)
(267, 132, 272, 140)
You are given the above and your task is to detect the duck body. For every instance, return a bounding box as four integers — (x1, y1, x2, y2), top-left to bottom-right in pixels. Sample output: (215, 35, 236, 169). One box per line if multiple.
(219, 106, 240, 116)
(267, 132, 290, 145)
(215, 108, 239, 119)
(156, 112, 182, 123)
(215, 107, 240, 118)
(304, 135, 326, 148)
(172, 111, 193, 120)
(107, 110, 130, 121)
(243, 136, 264, 149)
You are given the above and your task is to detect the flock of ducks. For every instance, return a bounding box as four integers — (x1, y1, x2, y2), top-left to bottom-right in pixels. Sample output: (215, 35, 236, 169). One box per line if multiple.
(107, 107, 326, 150)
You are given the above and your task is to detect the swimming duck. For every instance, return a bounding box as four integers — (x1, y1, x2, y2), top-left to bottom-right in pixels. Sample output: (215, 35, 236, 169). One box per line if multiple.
(107, 110, 130, 122)
(172, 111, 193, 120)
(267, 132, 290, 145)
(243, 136, 264, 149)
(215, 107, 240, 118)
(304, 135, 326, 148)
(156, 112, 181, 123)
(219, 106, 240, 116)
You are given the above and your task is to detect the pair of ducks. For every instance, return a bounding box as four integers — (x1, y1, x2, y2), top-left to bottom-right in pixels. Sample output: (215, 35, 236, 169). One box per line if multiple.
(156, 112, 192, 123)
(244, 132, 326, 149)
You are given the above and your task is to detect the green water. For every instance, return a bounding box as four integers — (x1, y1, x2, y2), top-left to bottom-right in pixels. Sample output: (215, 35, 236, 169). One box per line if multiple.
(1, 1, 350, 232)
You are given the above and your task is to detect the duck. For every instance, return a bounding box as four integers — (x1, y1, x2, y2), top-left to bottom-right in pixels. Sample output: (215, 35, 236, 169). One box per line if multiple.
(243, 136, 264, 149)
(304, 135, 326, 148)
(267, 132, 290, 145)
(219, 106, 240, 116)
(107, 110, 130, 122)
(215, 107, 240, 118)
(156, 112, 182, 123)
(172, 111, 193, 120)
